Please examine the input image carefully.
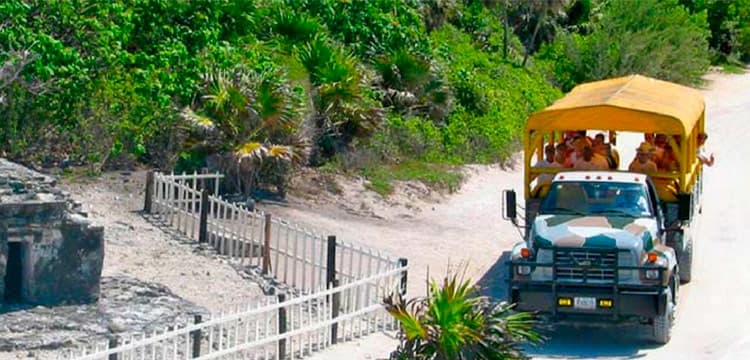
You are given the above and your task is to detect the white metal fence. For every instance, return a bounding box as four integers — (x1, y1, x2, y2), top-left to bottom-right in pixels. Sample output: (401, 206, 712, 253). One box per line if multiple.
(147, 171, 403, 294)
(63, 267, 404, 360)
(62, 171, 407, 360)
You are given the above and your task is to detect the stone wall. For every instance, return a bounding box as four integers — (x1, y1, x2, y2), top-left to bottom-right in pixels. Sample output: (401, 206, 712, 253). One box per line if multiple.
(0, 159, 104, 306)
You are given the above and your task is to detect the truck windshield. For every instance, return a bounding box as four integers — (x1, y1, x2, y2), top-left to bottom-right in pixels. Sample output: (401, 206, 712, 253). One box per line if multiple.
(539, 181, 653, 218)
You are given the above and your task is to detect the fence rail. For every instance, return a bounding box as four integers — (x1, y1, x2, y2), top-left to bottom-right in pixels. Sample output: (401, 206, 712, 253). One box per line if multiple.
(63, 171, 407, 360)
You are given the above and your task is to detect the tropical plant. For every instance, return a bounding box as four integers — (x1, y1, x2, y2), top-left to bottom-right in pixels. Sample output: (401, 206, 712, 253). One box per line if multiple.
(297, 35, 385, 163)
(518, 0, 568, 67)
(296, 0, 430, 56)
(420, 0, 459, 32)
(265, 6, 321, 45)
(537, 0, 711, 90)
(680, 0, 750, 63)
(384, 271, 541, 360)
(374, 49, 452, 123)
(180, 66, 307, 196)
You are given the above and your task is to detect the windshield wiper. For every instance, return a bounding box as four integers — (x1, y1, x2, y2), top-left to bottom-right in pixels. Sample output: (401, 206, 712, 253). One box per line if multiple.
(590, 209, 640, 217)
(540, 207, 587, 216)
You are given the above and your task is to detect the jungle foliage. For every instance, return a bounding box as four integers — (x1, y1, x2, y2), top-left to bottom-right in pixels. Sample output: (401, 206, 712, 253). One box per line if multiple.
(0, 0, 729, 194)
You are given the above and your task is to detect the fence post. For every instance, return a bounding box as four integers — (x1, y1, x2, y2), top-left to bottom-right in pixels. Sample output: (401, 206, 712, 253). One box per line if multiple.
(262, 213, 272, 275)
(191, 314, 202, 358)
(278, 293, 287, 360)
(108, 337, 118, 360)
(198, 190, 209, 244)
(200, 167, 208, 191)
(144, 171, 154, 213)
(398, 258, 408, 296)
(331, 279, 340, 344)
(213, 172, 220, 196)
(326, 236, 337, 288)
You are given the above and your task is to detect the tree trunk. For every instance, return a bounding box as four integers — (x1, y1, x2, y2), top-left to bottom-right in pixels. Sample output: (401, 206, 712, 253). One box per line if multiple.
(503, 3, 509, 60)
(522, 13, 544, 67)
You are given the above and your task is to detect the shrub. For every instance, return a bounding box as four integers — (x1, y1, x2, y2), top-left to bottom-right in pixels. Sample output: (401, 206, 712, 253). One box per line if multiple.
(296, 0, 430, 56)
(680, 0, 750, 63)
(430, 25, 561, 163)
(374, 49, 452, 123)
(385, 270, 540, 360)
(537, 0, 711, 90)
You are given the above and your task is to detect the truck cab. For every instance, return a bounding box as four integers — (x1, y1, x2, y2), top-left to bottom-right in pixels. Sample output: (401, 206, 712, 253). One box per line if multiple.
(506, 172, 677, 343)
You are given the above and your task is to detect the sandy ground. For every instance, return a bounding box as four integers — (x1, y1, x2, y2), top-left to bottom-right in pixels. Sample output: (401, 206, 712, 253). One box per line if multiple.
(0, 172, 267, 359)
(269, 69, 750, 360)
(61, 173, 267, 310)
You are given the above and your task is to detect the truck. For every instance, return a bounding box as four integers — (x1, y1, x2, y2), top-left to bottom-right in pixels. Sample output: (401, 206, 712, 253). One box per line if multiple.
(502, 75, 705, 344)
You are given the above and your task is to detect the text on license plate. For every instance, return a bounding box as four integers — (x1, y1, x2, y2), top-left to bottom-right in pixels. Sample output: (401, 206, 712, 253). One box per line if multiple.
(574, 297, 596, 310)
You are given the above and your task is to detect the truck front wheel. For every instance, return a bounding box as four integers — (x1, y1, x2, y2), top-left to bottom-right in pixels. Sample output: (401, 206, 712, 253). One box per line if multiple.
(651, 276, 677, 344)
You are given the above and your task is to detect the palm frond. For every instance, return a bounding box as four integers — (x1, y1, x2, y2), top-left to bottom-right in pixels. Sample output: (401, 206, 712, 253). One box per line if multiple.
(385, 269, 541, 360)
(235, 141, 266, 161)
(180, 107, 217, 133)
(266, 144, 293, 160)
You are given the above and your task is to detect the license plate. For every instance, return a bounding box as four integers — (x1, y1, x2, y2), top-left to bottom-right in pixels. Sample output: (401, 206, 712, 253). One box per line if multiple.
(574, 297, 596, 310)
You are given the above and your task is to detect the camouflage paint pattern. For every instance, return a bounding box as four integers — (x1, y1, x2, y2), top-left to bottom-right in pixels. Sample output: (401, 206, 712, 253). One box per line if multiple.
(525, 214, 676, 285)
(531, 215, 658, 254)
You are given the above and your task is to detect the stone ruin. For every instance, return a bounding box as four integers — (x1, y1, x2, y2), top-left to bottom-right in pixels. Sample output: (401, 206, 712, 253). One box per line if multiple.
(0, 158, 104, 307)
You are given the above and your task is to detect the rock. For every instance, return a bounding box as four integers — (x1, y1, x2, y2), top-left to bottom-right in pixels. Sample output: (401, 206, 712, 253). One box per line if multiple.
(107, 320, 127, 333)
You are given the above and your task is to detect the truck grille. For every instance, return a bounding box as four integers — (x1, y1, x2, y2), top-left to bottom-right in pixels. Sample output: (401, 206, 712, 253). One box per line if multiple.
(554, 249, 617, 283)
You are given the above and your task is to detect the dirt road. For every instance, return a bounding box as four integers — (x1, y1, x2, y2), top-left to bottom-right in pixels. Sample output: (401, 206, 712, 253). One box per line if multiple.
(269, 70, 750, 359)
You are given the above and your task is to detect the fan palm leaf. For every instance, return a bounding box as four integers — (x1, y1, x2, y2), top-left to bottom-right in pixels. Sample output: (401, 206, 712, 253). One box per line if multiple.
(235, 141, 266, 161)
(385, 270, 540, 360)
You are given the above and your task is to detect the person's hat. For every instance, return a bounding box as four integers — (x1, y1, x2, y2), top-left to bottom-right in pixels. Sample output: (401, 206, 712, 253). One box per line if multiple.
(636, 142, 655, 154)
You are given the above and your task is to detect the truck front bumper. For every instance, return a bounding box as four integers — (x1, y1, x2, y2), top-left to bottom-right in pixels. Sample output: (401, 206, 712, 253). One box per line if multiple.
(510, 283, 668, 322)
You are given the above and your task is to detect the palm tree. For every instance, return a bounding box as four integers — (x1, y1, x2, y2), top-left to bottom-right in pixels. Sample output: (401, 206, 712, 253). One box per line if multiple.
(384, 271, 541, 360)
(373, 48, 451, 124)
(180, 66, 306, 197)
(297, 35, 385, 163)
(521, 0, 568, 67)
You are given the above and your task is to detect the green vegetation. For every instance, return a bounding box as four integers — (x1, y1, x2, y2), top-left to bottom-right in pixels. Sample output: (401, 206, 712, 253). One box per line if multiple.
(362, 161, 463, 196)
(385, 270, 540, 360)
(680, 0, 750, 64)
(537, 0, 712, 91)
(0, 0, 732, 196)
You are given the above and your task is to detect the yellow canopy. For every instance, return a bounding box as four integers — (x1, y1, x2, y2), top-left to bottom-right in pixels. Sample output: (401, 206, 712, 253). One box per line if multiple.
(526, 75, 705, 136)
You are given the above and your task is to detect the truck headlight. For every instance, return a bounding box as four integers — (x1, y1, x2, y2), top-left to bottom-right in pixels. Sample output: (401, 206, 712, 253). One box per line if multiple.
(644, 269, 660, 280)
(517, 265, 532, 275)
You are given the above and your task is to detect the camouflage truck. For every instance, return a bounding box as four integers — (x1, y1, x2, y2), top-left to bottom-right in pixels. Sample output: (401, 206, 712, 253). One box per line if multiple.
(502, 75, 705, 344)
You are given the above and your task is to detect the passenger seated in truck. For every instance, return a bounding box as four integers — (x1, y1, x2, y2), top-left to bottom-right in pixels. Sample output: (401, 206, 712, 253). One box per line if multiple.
(593, 134, 619, 169)
(573, 145, 609, 170)
(657, 143, 680, 172)
(697, 132, 715, 166)
(569, 136, 591, 164)
(533, 144, 561, 183)
(653, 134, 668, 161)
(593, 133, 606, 147)
(644, 133, 655, 144)
(629, 142, 658, 173)
(555, 142, 574, 168)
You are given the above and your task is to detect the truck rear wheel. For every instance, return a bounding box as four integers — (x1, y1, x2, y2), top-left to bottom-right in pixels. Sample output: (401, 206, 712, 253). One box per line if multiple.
(677, 237, 693, 283)
(651, 277, 677, 344)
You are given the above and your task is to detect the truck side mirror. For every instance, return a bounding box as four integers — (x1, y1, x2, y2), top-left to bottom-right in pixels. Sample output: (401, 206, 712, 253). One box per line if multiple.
(677, 193, 692, 221)
(503, 189, 517, 223)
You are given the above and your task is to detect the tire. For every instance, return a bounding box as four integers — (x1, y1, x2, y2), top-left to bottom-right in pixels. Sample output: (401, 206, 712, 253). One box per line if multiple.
(677, 236, 693, 284)
(651, 277, 676, 344)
